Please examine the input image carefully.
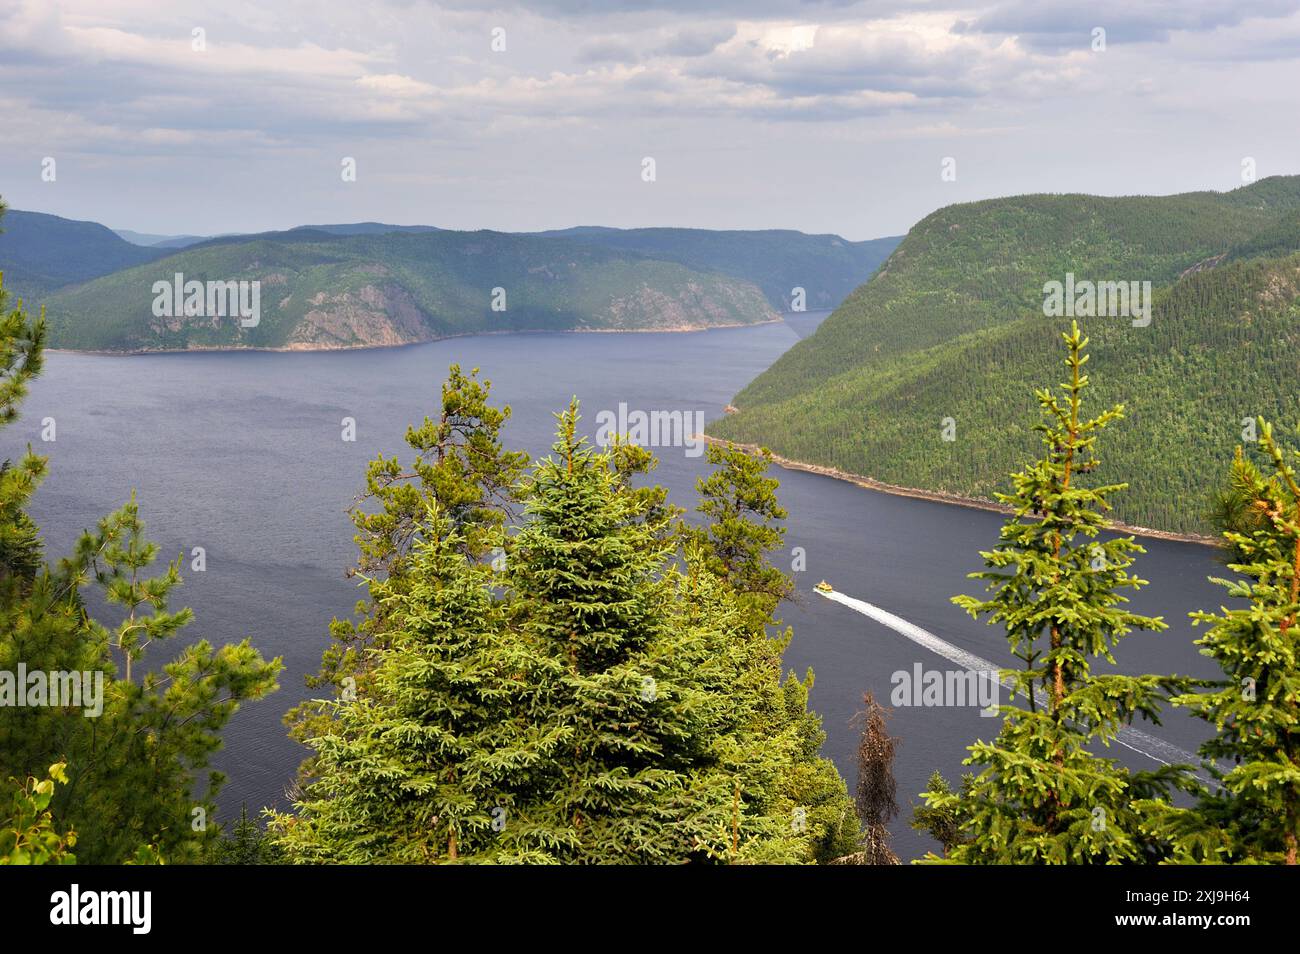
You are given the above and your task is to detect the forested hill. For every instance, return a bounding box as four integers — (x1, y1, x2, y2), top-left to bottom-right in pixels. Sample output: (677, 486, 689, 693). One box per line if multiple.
(38, 229, 783, 351)
(0, 210, 166, 300)
(4, 210, 900, 351)
(710, 176, 1300, 536)
(531, 227, 901, 312)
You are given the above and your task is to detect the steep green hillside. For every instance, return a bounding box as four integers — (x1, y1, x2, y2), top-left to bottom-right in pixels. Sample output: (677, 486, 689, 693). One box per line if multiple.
(0, 210, 165, 300)
(711, 177, 1300, 535)
(535, 226, 900, 312)
(40, 229, 780, 351)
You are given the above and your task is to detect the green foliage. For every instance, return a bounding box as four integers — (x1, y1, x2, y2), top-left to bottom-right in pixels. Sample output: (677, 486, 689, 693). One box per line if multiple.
(0, 209, 282, 864)
(1143, 422, 1300, 863)
(286, 366, 527, 778)
(713, 176, 1300, 535)
(0, 762, 76, 865)
(276, 382, 856, 863)
(691, 443, 794, 630)
(928, 324, 1195, 863)
(688, 443, 857, 862)
(273, 503, 561, 863)
(206, 805, 282, 865)
(910, 771, 973, 858)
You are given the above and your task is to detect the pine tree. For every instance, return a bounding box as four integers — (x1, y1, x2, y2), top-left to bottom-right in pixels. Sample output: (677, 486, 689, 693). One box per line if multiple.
(0, 225, 281, 864)
(931, 323, 1192, 863)
(1146, 422, 1300, 863)
(350, 364, 526, 572)
(1, 497, 282, 863)
(288, 365, 527, 775)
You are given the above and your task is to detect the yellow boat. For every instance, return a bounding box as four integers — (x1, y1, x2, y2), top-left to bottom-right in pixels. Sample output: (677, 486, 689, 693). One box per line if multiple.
(814, 580, 833, 593)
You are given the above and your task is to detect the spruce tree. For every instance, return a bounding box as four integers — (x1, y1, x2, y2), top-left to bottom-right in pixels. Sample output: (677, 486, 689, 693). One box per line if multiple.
(910, 771, 972, 858)
(273, 394, 863, 864)
(690, 442, 858, 863)
(207, 804, 281, 865)
(271, 504, 562, 863)
(931, 323, 1191, 863)
(509, 403, 737, 862)
(1146, 423, 1300, 863)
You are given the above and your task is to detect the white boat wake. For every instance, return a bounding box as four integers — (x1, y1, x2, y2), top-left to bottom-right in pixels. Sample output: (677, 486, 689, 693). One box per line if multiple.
(817, 588, 1213, 782)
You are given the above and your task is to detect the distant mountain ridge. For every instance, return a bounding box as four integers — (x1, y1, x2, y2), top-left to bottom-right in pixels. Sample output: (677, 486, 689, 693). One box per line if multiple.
(0, 211, 166, 299)
(2, 209, 898, 352)
(35, 228, 782, 351)
(114, 229, 212, 249)
(530, 226, 900, 312)
(710, 175, 1300, 536)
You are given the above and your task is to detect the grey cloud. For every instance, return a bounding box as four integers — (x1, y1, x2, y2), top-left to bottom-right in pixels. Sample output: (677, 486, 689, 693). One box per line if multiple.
(433, 0, 884, 15)
(955, 0, 1300, 50)
(654, 26, 737, 57)
(576, 38, 640, 63)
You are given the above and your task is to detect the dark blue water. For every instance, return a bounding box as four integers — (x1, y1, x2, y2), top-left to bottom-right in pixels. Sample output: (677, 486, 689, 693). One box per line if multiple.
(3, 313, 1228, 861)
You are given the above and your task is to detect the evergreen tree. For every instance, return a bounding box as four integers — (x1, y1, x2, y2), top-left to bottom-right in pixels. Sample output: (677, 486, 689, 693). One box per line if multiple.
(350, 364, 526, 572)
(207, 804, 282, 865)
(509, 404, 738, 862)
(692, 443, 794, 629)
(910, 771, 972, 858)
(1145, 422, 1300, 863)
(288, 365, 527, 774)
(272, 504, 561, 863)
(608, 436, 682, 546)
(930, 323, 1192, 863)
(0, 228, 281, 864)
(273, 389, 860, 865)
(1, 495, 282, 863)
(690, 443, 858, 863)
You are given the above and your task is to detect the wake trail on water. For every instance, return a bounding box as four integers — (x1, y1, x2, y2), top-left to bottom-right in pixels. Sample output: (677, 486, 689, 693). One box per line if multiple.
(818, 589, 1214, 784)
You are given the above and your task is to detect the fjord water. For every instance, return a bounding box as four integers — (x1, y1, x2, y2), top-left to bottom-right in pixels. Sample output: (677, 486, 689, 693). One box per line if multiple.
(8, 313, 1227, 861)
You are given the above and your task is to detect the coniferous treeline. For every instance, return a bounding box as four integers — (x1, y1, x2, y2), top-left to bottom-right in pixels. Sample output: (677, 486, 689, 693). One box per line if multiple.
(714, 176, 1300, 536)
(272, 374, 858, 863)
(917, 325, 1300, 864)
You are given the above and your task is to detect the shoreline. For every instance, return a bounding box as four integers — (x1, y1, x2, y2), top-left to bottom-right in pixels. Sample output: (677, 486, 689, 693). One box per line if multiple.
(698, 433, 1219, 548)
(46, 317, 785, 357)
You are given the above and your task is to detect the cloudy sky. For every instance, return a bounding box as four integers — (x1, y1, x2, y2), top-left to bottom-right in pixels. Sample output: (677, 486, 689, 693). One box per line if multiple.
(2, 0, 1299, 239)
